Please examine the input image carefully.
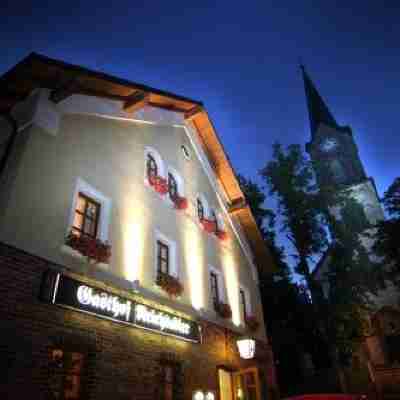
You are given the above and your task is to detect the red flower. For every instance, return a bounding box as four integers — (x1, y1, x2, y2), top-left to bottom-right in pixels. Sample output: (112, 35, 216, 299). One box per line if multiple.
(216, 230, 228, 241)
(201, 219, 217, 233)
(156, 272, 184, 298)
(215, 302, 232, 319)
(149, 175, 168, 195)
(245, 315, 260, 331)
(174, 196, 188, 210)
(65, 231, 112, 264)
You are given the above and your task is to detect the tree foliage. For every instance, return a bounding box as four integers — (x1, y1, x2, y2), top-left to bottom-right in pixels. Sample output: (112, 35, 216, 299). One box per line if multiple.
(260, 143, 327, 283)
(238, 174, 290, 280)
(373, 177, 400, 285)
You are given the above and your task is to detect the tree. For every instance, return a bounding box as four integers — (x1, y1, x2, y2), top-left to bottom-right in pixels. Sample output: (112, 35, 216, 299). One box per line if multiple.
(260, 143, 327, 288)
(373, 177, 400, 285)
(238, 174, 290, 280)
(260, 143, 384, 392)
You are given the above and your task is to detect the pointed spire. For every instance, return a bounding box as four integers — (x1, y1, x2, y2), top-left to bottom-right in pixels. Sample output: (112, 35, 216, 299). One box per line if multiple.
(300, 65, 338, 139)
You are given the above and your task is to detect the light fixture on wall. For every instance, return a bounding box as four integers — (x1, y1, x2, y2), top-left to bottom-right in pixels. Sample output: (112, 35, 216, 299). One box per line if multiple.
(193, 390, 204, 400)
(236, 337, 256, 359)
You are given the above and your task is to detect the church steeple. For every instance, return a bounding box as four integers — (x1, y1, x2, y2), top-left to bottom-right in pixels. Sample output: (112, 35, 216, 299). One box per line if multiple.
(301, 65, 339, 139)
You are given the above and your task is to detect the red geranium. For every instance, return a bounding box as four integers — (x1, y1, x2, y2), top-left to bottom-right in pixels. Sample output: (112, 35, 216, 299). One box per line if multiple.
(201, 219, 217, 233)
(156, 272, 184, 298)
(149, 175, 168, 195)
(173, 196, 188, 210)
(216, 230, 228, 241)
(65, 231, 111, 264)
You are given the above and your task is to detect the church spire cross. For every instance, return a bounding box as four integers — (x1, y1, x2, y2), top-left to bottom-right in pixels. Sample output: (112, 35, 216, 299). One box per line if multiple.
(300, 65, 338, 139)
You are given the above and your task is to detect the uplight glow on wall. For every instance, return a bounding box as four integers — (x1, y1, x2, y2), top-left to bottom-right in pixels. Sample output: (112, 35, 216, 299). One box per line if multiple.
(182, 221, 205, 310)
(221, 250, 240, 326)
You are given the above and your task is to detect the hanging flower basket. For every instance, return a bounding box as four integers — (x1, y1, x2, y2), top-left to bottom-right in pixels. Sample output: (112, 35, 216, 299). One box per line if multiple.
(156, 272, 184, 298)
(215, 230, 228, 241)
(149, 175, 168, 195)
(215, 302, 232, 319)
(245, 315, 260, 332)
(65, 231, 112, 264)
(173, 196, 188, 210)
(201, 218, 217, 233)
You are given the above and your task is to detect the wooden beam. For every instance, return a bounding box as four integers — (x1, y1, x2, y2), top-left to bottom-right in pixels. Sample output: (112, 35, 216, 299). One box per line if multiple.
(184, 105, 203, 121)
(228, 197, 247, 214)
(49, 80, 79, 103)
(123, 91, 149, 113)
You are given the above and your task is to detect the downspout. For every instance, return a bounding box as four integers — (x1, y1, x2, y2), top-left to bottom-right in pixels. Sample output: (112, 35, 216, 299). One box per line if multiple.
(0, 112, 18, 178)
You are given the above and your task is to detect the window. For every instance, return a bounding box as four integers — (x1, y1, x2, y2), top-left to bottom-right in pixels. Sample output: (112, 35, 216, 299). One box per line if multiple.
(240, 288, 247, 320)
(211, 209, 218, 231)
(72, 193, 101, 238)
(50, 349, 85, 400)
(147, 153, 158, 180)
(197, 198, 205, 221)
(168, 172, 178, 202)
(164, 364, 174, 400)
(181, 144, 191, 160)
(210, 271, 220, 309)
(157, 240, 170, 275)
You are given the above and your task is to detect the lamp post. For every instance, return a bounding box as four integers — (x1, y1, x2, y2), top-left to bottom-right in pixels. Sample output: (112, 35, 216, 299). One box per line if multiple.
(236, 337, 256, 360)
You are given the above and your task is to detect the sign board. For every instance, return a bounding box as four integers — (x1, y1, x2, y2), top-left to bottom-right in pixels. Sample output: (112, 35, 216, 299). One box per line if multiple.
(41, 271, 201, 343)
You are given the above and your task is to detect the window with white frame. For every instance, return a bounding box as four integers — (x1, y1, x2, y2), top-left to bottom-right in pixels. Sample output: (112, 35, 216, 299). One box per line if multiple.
(68, 178, 111, 242)
(154, 230, 178, 279)
(208, 266, 226, 311)
(166, 167, 184, 204)
(197, 194, 209, 222)
(144, 146, 165, 185)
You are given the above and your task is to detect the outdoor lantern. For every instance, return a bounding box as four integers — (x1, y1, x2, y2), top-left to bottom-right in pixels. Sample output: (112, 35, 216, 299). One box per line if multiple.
(236, 337, 256, 359)
(205, 392, 215, 400)
(193, 390, 204, 400)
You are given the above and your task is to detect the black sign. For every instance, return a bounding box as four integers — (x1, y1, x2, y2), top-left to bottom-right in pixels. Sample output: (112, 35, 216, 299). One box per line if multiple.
(41, 271, 201, 343)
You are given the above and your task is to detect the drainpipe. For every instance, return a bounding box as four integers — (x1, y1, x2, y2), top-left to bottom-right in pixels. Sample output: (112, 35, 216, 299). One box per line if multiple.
(0, 112, 18, 178)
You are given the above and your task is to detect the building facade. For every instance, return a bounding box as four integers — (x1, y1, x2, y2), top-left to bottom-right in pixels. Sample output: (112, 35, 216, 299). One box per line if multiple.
(0, 54, 278, 400)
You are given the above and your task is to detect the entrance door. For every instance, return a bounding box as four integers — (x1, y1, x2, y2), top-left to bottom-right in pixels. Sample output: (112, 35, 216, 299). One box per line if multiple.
(233, 368, 261, 400)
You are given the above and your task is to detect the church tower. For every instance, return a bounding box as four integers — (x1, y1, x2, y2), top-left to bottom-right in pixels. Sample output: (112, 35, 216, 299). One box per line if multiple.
(301, 66, 384, 225)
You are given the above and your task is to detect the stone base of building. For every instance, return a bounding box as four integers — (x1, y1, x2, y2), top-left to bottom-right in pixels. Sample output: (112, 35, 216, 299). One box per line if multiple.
(0, 242, 279, 400)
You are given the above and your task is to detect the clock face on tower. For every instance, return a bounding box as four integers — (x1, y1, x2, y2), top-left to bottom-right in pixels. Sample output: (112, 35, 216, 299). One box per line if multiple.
(320, 138, 338, 152)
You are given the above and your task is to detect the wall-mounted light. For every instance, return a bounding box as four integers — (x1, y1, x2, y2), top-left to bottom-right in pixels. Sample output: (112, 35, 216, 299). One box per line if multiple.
(237, 337, 256, 359)
(205, 392, 215, 400)
(193, 390, 204, 400)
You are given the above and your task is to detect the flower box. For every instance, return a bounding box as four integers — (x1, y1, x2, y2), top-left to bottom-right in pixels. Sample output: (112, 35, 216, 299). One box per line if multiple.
(245, 315, 260, 331)
(156, 272, 184, 298)
(149, 175, 168, 195)
(201, 218, 217, 233)
(65, 231, 111, 264)
(215, 302, 232, 319)
(173, 196, 188, 210)
(216, 230, 228, 241)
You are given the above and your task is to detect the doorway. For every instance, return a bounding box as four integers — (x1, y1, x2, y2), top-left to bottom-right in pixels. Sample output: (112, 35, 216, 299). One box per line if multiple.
(218, 368, 261, 400)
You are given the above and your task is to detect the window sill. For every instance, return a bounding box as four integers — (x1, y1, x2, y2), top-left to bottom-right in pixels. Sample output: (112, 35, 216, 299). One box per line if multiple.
(60, 244, 110, 271)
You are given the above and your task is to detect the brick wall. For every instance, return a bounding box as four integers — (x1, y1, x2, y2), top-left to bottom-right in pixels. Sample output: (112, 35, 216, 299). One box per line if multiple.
(0, 242, 277, 400)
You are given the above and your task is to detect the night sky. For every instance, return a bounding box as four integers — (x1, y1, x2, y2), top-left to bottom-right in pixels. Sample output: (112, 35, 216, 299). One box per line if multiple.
(2, 1, 399, 274)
